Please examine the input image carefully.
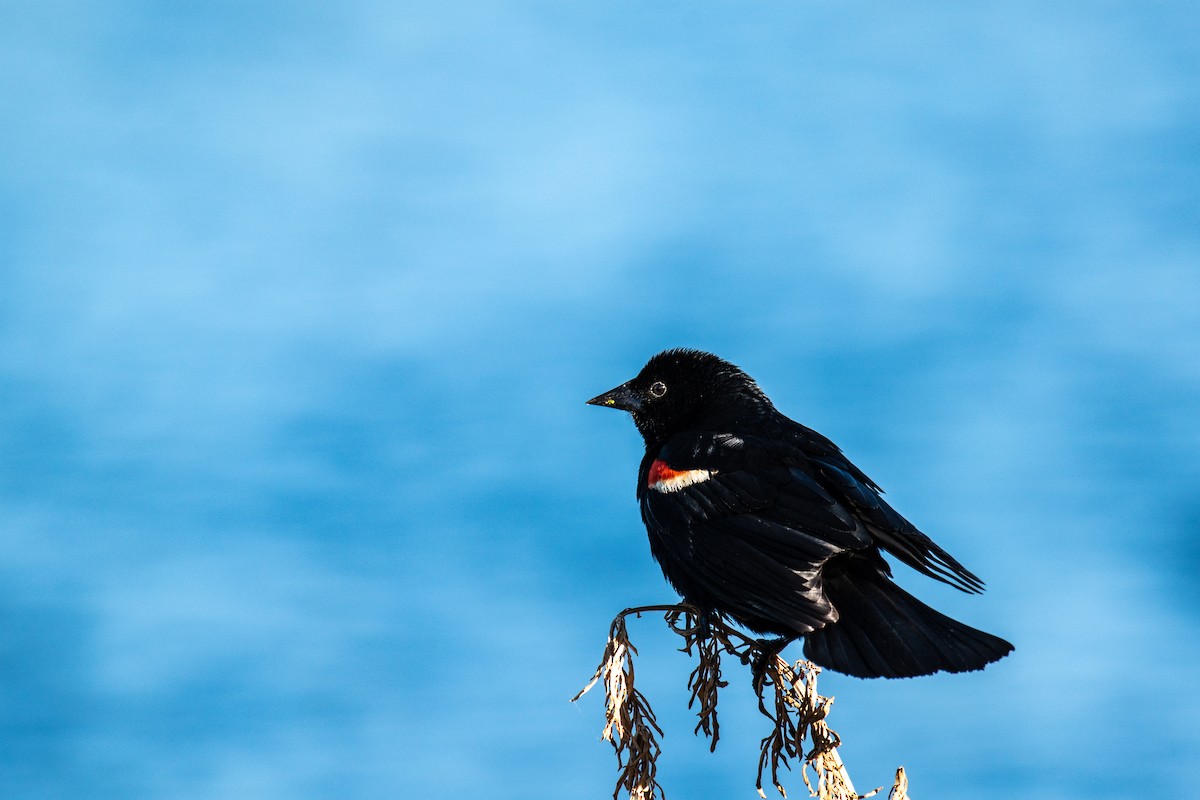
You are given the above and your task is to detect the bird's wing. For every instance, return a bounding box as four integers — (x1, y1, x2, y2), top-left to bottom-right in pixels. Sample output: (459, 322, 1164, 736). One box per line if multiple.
(637, 433, 873, 634)
(778, 424, 986, 594)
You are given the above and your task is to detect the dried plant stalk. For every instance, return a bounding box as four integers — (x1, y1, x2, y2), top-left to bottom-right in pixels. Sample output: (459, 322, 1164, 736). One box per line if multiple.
(572, 610, 667, 800)
(666, 608, 726, 751)
(574, 604, 911, 800)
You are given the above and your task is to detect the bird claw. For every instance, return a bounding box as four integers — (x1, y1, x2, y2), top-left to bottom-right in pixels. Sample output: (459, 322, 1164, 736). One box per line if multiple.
(748, 637, 790, 692)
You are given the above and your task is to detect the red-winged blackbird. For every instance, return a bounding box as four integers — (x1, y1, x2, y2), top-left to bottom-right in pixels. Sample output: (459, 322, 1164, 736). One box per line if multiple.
(587, 349, 1013, 679)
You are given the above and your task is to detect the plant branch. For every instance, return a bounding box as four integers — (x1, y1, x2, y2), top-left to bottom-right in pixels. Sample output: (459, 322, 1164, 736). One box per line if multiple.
(574, 604, 909, 800)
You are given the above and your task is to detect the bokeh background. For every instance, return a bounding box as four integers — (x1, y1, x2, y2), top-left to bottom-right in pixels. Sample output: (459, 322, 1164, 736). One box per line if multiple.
(3, 2, 1198, 798)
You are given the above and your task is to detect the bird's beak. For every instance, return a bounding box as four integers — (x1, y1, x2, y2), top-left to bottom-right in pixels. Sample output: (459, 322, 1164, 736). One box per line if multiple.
(586, 380, 642, 413)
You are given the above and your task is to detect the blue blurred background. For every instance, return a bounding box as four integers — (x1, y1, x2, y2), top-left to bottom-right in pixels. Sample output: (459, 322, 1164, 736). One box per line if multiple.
(2, 2, 1198, 798)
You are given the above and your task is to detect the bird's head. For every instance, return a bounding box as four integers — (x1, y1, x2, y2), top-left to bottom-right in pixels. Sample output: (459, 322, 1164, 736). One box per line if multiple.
(587, 349, 772, 446)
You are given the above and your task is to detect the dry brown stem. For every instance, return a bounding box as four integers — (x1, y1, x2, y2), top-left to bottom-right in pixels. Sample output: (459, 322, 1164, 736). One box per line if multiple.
(573, 604, 910, 800)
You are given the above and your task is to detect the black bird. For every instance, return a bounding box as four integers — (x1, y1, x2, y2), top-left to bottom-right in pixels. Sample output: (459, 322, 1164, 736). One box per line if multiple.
(587, 349, 1013, 679)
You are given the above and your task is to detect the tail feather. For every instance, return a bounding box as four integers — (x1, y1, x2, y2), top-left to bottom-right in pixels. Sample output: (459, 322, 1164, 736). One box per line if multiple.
(803, 558, 1013, 679)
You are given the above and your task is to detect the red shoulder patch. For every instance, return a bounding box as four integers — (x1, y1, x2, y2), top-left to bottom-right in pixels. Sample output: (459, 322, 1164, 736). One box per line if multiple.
(647, 459, 680, 488)
(647, 459, 716, 493)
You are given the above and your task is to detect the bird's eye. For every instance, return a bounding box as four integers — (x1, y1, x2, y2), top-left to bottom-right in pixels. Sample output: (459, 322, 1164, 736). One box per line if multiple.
(649, 381, 667, 398)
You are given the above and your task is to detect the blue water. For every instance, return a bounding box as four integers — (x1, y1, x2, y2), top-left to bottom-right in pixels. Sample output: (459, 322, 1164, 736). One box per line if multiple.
(2, 2, 1198, 797)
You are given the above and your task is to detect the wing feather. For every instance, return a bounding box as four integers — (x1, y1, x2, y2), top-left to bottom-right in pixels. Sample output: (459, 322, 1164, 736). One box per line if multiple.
(640, 450, 867, 635)
(810, 456, 985, 594)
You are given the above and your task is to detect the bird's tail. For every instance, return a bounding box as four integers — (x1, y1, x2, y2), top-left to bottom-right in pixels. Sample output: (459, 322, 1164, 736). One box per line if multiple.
(802, 558, 1013, 679)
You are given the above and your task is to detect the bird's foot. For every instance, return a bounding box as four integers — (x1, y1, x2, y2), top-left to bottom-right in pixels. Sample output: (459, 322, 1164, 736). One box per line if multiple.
(674, 605, 713, 639)
(745, 637, 790, 694)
